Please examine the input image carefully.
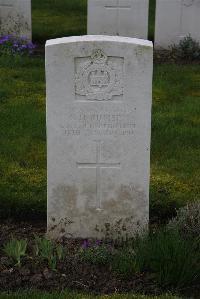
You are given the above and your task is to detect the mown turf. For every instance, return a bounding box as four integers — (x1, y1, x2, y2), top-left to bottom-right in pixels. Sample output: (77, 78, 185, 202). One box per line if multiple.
(0, 56, 46, 219)
(32, 0, 87, 43)
(0, 2, 199, 299)
(0, 56, 199, 221)
(151, 64, 200, 221)
(0, 291, 182, 299)
(32, 0, 156, 43)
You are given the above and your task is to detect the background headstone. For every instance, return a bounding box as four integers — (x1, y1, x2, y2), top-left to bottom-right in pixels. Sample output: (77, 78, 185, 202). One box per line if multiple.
(46, 35, 153, 239)
(88, 0, 149, 39)
(155, 0, 200, 49)
(0, 0, 32, 40)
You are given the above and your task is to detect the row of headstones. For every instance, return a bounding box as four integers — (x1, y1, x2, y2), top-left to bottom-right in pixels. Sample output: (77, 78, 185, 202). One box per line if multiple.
(88, 0, 200, 49)
(1, 0, 197, 240)
(0, 1, 195, 240)
(1, 0, 200, 48)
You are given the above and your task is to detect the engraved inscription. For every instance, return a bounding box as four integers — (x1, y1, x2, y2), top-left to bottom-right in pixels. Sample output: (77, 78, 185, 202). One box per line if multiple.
(75, 49, 124, 101)
(63, 112, 136, 137)
(77, 140, 120, 210)
(0, 4, 12, 7)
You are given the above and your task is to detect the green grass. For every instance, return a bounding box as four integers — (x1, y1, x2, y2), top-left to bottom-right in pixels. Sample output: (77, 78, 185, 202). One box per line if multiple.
(0, 291, 182, 299)
(0, 2, 198, 298)
(0, 0, 199, 222)
(148, 0, 156, 41)
(32, 0, 87, 43)
(32, 0, 156, 43)
(151, 65, 200, 221)
(0, 56, 46, 219)
(0, 56, 199, 221)
(134, 229, 200, 289)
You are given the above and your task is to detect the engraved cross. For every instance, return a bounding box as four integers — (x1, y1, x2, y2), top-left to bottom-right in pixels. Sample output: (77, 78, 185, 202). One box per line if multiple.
(0, 3, 13, 9)
(77, 140, 120, 210)
(0, 3, 13, 17)
(104, 1, 131, 35)
(179, 0, 194, 39)
(105, 0, 131, 10)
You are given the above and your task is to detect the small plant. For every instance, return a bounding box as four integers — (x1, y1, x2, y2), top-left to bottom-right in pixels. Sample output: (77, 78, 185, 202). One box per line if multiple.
(134, 229, 200, 289)
(0, 35, 36, 56)
(34, 235, 54, 260)
(167, 202, 200, 241)
(34, 235, 65, 271)
(3, 238, 27, 267)
(79, 240, 112, 265)
(48, 255, 57, 271)
(170, 35, 200, 61)
(111, 247, 138, 277)
(56, 244, 65, 261)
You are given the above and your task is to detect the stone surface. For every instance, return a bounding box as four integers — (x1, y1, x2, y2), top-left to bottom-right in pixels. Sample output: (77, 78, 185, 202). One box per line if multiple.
(155, 0, 200, 49)
(46, 35, 153, 239)
(0, 0, 31, 40)
(88, 0, 149, 39)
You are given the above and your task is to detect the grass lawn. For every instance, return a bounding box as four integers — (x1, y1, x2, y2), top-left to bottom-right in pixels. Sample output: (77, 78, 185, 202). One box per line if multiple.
(0, 292, 182, 299)
(32, 0, 87, 43)
(32, 0, 156, 43)
(0, 1, 199, 299)
(151, 64, 200, 221)
(0, 56, 199, 221)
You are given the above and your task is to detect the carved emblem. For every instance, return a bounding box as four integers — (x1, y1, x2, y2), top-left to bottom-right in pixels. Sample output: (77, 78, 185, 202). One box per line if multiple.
(75, 49, 124, 101)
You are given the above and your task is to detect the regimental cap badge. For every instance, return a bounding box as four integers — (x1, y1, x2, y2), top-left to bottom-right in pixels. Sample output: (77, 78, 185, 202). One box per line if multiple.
(75, 49, 124, 101)
(91, 49, 107, 64)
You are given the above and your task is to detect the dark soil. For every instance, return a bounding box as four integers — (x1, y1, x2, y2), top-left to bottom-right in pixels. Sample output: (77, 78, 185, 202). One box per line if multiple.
(0, 220, 199, 298)
(0, 220, 158, 295)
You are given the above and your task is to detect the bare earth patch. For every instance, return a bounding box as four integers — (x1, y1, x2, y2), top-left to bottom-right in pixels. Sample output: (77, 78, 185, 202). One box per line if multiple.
(0, 220, 199, 298)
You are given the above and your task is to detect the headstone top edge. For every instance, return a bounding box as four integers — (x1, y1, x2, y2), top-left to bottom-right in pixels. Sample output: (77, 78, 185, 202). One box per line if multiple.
(0, 0, 31, 3)
(45, 35, 153, 48)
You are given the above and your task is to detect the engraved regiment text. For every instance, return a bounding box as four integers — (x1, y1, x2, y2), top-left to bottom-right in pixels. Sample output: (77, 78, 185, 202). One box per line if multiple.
(63, 112, 136, 137)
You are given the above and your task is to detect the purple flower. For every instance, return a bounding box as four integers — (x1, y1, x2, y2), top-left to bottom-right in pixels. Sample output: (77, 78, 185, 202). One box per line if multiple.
(28, 43, 36, 49)
(21, 35, 28, 41)
(0, 35, 11, 44)
(0, 35, 36, 56)
(1, 35, 10, 41)
(82, 240, 90, 249)
(95, 240, 102, 246)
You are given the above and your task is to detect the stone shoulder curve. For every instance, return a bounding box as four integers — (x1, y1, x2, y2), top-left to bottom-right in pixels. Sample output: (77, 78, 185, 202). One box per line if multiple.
(45, 35, 153, 48)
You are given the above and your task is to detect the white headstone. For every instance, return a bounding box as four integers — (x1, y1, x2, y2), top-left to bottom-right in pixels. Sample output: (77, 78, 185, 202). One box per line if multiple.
(88, 0, 149, 39)
(46, 35, 153, 239)
(155, 0, 200, 49)
(0, 0, 32, 40)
